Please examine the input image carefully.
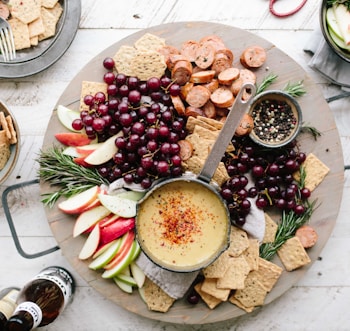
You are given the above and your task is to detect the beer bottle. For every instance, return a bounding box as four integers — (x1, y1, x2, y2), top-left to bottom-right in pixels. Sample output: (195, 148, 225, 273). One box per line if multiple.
(4, 266, 74, 331)
(0, 288, 19, 330)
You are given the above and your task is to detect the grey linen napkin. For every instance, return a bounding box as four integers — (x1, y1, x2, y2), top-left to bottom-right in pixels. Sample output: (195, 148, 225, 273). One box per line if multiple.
(304, 28, 350, 90)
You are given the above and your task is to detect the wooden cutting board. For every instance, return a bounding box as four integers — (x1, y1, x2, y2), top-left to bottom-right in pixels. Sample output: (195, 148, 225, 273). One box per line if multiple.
(42, 22, 344, 324)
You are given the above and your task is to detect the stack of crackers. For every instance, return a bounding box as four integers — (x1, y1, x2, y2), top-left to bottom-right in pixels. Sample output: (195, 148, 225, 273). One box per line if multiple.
(0, 111, 17, 170)
(6, 0, 63, 50)
(113, 33, 167, 81)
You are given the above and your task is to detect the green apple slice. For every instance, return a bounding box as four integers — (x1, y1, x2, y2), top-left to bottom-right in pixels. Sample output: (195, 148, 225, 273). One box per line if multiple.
(116, 190, 146, 201)
(138, 287, 146, 302)
(130, 262, 146, 288)
(329, 26, 350, 50)
(113, 277, 133, 293)
(114, 274, 138, 287)
(89, 238, 122, 270)
(57, 105, 82, 132)
(333, 4, 350, 45)
(98, 194, 137, 218)
(327, 7, 344, 41)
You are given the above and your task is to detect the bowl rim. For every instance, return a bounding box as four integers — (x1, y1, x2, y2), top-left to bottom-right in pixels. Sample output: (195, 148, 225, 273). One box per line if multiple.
(319, 0, 350, 63)
(248, 90, 303, 148)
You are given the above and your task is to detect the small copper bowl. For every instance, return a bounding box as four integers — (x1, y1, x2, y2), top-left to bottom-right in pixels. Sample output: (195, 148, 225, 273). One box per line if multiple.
(248, 90, 302, 148)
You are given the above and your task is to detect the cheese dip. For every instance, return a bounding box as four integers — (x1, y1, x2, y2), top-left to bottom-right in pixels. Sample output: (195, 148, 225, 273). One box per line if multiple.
(136, 180, 230, 272)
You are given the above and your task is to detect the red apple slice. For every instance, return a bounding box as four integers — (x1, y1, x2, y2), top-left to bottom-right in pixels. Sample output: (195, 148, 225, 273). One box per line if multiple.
(57, 105, 82, 132)
(73, 205, 111, 237)
(76, 143, 103, 156)
(55, 132, 93, 146)
(78, 224, 100, 260)
(58, 185, 100, 214)
(84, 131, 123, 165)
(99, 216, 135, 246)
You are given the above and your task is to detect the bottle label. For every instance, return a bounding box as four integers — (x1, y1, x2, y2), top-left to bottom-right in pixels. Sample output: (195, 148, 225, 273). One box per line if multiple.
(13, 301, 42, 328)
(34, 267, 74, 308)
(0, 289, 19, 319)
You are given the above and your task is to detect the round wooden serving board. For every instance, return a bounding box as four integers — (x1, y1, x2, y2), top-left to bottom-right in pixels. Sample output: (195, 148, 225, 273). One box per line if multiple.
(42, 22, 344, 324)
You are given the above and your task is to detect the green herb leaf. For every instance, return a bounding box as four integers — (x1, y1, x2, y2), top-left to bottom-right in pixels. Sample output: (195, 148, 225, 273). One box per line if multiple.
(283, 80, 307, 98)
(37, 146, 109, 207)
(256, 73, 278, 95)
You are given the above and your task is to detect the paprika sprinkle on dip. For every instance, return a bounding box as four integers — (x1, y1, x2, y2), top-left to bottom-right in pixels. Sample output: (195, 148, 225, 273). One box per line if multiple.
(136, 180, 230, 271)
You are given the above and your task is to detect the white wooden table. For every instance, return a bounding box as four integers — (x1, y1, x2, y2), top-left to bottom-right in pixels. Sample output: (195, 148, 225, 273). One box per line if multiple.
(1, 0, 350, 330)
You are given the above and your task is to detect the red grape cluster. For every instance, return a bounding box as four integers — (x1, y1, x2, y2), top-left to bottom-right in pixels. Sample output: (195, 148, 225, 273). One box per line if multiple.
(72, 57, 185, 189)
(220, 136, 311, 226)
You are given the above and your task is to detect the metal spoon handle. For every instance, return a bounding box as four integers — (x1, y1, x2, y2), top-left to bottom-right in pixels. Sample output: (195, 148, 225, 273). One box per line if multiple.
(198, 82, 256, 183)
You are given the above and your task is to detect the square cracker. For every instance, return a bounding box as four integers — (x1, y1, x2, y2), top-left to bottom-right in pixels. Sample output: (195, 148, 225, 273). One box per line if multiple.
(216, 255, 251, 290)
(262, 213, 278, 244)
(186, 116, 220, 132)
(10, 0, 41, 24)
(277, 236, 311, 271)
(249, 257, 283, 292)
(203, 250, 230, 278)
(134, 33, 166, 51)
(5, 115, 17, 144)
(242, 239, 259, 271)
(232, 273, 268, 307)
(46, 2, 63, 20)
(79, 81, 108, 111)
(229, 296, 254, 313)
(200, 278, 231, 302)
(8, 18, 31, 50)
(28, 17, 45, 38)
(227, 226, 250, 257)
(38, 7, 59, 41)
(293, 153, 330, 192)
(194, 283, 222, 309)
(0, 131, 9, 145)
(41, 0, 59, 8)
(0, 112, 11, 140)
(143, 278, 175, 313)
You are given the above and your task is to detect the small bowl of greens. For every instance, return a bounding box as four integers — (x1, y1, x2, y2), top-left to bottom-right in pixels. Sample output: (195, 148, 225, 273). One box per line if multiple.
(320, 0, 350, 62)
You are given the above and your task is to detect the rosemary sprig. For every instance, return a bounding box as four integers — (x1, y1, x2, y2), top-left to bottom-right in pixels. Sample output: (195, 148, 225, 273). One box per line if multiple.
(37, 146, 109, 207)
(283, 80, 307, 98)
(256, 73, 278, 95)
(259, 200, 317, 261)
(301, 124, 322, 140)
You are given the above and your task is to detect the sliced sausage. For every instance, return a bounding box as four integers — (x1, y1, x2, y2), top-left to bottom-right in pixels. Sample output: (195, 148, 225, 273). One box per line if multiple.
(239, 68, 257, 84)
(190, 70, 216, 84)
(215, 48, 234, 64)
(295, 225, 318, 249)
(178, 139, 193, 161)
(202, 100, 217, 119)
(171, 60, 193, 85)
(199, 35, 226, 51)
(185, 85, 211, 108)
(167, 54, 189, 71)
(230, 77, 243, 96)
(171, 95, 186, 116)
(211, 53, 232, 76)
(240, 46, 267, 68)
(203, 78, 219, 93)
(185, 106, 205, 118)
(210, 87, 235, 108)
(180, 82, 194, 100)
(194, 43, 216, 69)
(235, 113, 254, 136)
(215, 107, 229, 118)
(181, 40, 200, 62)
(218, 67, 240, 85)
(158, 45, 180, 66)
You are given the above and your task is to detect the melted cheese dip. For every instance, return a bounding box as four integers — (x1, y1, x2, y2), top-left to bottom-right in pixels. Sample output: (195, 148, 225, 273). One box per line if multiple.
(136, 180, 229, 271)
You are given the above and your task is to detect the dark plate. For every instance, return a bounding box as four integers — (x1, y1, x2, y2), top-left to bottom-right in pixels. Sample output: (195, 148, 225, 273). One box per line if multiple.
(0, 100, 20, 184)
(320, 0, 350, 63)
(0, 0, 81, 79)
